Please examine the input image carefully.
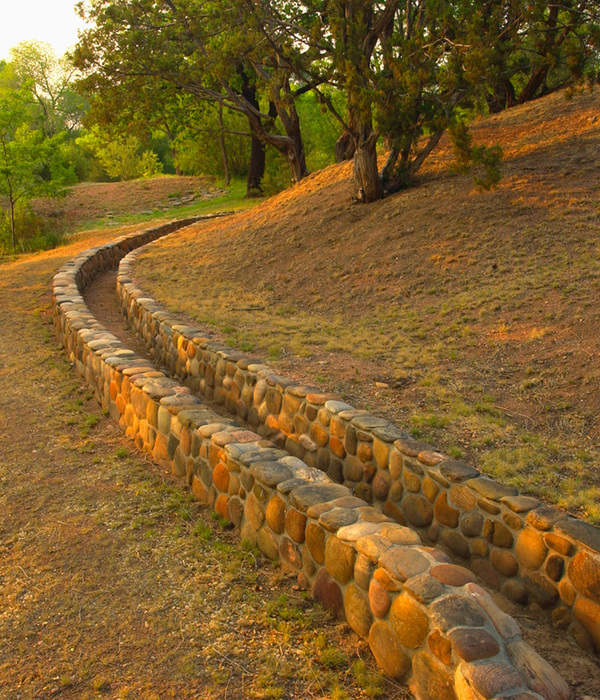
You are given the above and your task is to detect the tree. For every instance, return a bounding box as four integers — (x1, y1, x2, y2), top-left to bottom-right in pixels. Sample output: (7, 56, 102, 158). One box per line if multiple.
(74, 0, 310, 191)
(10, 41, 86, 136)
(0, 85, 68, 250)
(481, 1, 600, 113)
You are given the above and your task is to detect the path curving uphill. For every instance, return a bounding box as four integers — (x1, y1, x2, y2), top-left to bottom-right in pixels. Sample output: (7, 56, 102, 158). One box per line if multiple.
(53, 217, 575, 700)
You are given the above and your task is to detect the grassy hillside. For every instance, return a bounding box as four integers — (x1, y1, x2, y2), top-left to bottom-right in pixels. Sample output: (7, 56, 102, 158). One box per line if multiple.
(134, 89, 600, 522)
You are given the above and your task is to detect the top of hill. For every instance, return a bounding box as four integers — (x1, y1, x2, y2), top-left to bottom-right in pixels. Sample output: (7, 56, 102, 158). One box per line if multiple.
(134, 88, 600, 523)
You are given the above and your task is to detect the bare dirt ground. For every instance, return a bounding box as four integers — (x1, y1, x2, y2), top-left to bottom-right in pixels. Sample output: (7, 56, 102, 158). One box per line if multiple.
(134, 89, 600, 524)
(32, 176, 217, 232)
(0, 228, 412, 699)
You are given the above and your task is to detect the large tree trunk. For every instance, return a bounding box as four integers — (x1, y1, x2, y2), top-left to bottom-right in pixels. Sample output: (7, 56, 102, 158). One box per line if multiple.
(246, 127, 265, 197)
(487, 78, 516, 113)
(353, 124, 382, 202)
(217, 103, 231, 186)
(240, 79, 265, 197)
(271, 95, 308, 182)
(335, 112, 359, 161)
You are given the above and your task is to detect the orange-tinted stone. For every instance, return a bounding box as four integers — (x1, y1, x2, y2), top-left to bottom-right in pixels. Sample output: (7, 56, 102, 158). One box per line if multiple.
(389, 593, 429, 648)
(430, 564, 476, 587)
(434, 492, 460, 528)
(212, 462, 230, 493)
(265, 495, 286, 534)
(574, 598, 600, 652)
(325, 535, 356, 584)
(329, 436, 346, 459)
(306, 523, 325, 564)
(369, 621, 411, 679)
(428, 630, 452, 666)
(368, 578, 391, 618)
(285, 508, 307, 544)
(313, 569, 344, 620)
(215, 494, 229, 520)
(448, 628, 500, 661)
(411, 652, 456, 700)
(515, 528, 548, 570)
(344, 583, 372, 639)
(568, 551, 600, 602)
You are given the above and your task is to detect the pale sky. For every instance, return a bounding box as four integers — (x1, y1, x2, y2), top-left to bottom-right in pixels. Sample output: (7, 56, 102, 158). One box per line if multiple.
(0, 0, 88, 61)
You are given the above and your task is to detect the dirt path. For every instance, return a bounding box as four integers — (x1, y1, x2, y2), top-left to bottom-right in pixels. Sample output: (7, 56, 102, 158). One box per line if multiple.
(0, 233, 410, 700)
(85, 269, 156, 363)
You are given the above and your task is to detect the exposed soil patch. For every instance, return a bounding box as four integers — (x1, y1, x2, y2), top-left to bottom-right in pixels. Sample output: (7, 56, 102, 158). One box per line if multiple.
(0, 229, 412, 699)
(134, 89, 600, 524)
(32, 176, 218, 233)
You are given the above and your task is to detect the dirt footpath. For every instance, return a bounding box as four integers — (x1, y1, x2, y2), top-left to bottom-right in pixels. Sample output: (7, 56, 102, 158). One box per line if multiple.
(0, 232, 409, 700)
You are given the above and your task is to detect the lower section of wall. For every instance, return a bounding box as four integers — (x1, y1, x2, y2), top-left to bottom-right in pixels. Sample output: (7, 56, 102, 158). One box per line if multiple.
(52, 221, 572, 699)
(116, 237, 600, 655)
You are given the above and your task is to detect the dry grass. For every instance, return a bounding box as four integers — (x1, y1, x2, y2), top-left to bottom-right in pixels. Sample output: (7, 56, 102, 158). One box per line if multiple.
(134, 89, 600, 523)
(0, 228, 409, 699)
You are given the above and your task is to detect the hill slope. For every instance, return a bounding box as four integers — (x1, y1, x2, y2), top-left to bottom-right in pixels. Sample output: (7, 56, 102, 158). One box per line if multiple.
(135, 89, 600, 523)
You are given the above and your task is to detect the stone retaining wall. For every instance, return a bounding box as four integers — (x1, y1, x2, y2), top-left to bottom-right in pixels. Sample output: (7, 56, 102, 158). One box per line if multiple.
(117, 235, 600, 655)
(52, 221, 572, 699)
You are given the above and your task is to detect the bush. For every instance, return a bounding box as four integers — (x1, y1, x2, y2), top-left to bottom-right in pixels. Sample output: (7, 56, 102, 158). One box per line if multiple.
(0, 202, 65, 255)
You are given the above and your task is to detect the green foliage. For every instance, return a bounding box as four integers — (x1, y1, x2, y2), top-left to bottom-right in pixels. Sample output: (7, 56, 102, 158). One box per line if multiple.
(0, 82, 70, 252)
(450, 119, 503, 190)
(76, 128, 163, 181)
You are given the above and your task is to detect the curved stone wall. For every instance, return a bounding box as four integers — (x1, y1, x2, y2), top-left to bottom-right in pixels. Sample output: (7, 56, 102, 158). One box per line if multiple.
(52, 220, 572, 699)
(117, 234, 600, 655)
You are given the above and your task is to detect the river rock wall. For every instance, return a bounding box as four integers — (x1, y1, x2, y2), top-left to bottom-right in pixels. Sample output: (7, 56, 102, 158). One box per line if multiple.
(117, 234, 600, 656)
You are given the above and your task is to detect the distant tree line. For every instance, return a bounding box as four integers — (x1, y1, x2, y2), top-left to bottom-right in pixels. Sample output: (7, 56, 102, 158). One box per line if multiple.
(73, 0, 600, 201)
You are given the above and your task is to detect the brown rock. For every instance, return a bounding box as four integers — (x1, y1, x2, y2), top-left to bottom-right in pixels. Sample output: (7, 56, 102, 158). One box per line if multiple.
(469, 538, 488, 557)
(312, 569, 344, 620)
(325, 535, 356, 584)
(215, 494, 229, 520)
(552, 607, 571, 630)
(502, 511, 523, 531)
(458, 663, 523, 699)
(515, 528, 548, 570)
(448, 628, 500, 661)
(411, 652, 456, 700)
(404, 470, 422, 493)
(545, 554, 564, 582)
(373, 567, 403, 593)
(506, 639, 570, 700)
(345, 583, 372, 639)
(369, 578, 391, 618)
(574, 598, 600, 652)
(403, 574, 446, 604)
(354, 554, 374, 590)
(357, 442, 373, 463)
(381, 524, 421, 545)
(523, 573, 558, 608)
(279, 538, 302, 569)
(244, 492, 265, 531)
(571, 621, 594, 652)
(428, 630, 452, 666)
(502, 580, 528, 605)
(357, 534, 392, 562)
(343, 457, 364, 482)
(430, 594, 487, 631)
(440, 530, 470, 559)
(372, 471, 391, 501)
(395, 438, 433, 457)
(477, 498, 501, 515)
(422, 476, 440, 503)
(257, 527, 279, 560)
(491, 549, 519, 577)
(265, 495, 286, 534)
(568, 551, 600, 602)
(439, 460, 479, 483)
(483, 519, 514, 549)
(526, 505, 567, 531)
(379, 547, 430, 581)
(389, 481, 404, 502)
(319, 507, 358, 532)
(389, 593, 429, 648)
(460, 513, 483, 538)
(501, 495, 540, 513)
(368, 621, 411, 680)
(285, 508, 307, 543)
(449, 485, 476, 511)
(544, 533, 573, 556)
(434, 492, 460, 528)
(228, 497, 244, 528)
(559, 578, 576, 607)
(212, 462, 230, 493)
(403, 494, 434, 528)
(383, 499, 405, 525)
(373, 439, 390, 468)
(389, 449, 403, 479)
(431, 564, 476, 587)
(306, 523, 325, 564)
(471, 559, 500, 590)
(418, 450, 446, 466)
